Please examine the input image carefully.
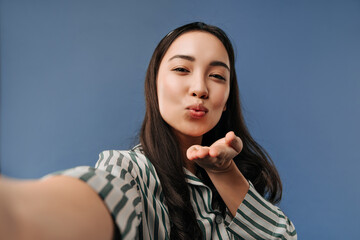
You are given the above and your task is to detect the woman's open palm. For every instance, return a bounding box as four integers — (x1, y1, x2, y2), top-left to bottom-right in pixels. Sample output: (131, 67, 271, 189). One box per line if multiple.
(186, 131, 243, 173)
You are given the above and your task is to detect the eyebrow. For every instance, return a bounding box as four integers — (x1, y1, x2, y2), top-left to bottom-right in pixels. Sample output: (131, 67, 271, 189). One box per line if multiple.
(169, 55, 195, 62)
(210, 61, 230, 71)
(168, 55, 230, 71)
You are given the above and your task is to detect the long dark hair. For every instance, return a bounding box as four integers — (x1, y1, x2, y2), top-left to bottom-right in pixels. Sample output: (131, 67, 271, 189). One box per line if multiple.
(140, 22, 282, 240)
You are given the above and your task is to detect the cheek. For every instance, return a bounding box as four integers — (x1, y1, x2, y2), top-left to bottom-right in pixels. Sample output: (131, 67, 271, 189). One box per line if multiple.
(211, 86, 230, 110)
(157, 75, 184, 116)
(158, 75, 183, 102)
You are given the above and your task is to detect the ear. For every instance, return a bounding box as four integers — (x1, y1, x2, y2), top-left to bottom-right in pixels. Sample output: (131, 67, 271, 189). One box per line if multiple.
(223, 105, 227, 112)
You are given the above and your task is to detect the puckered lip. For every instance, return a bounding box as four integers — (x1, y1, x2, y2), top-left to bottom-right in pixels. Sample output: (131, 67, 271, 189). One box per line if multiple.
(186, 104, 209, 112)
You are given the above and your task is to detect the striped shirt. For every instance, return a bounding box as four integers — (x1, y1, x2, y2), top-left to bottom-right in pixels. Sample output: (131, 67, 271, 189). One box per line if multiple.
(54, 145, 297, 239)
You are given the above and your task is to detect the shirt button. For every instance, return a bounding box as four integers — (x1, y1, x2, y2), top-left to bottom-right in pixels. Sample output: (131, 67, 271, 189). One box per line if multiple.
(215, 215, 223, 224)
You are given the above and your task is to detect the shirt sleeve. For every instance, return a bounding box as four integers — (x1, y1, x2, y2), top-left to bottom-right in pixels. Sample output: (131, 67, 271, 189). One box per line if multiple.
(44, 150, 143, 240)
(224, 182, 297, 240)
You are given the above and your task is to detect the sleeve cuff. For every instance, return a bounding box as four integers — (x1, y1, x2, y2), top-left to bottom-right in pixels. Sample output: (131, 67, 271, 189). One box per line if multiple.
(226, 181, 297, 239)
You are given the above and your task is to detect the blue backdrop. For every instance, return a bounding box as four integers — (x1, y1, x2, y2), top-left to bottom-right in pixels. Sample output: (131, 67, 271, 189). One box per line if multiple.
(1, 0, 359, 238)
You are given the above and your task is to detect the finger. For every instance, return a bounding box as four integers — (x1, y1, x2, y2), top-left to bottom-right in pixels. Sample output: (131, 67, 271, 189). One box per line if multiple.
(225, 131, 236, 145)
(186, 145, 200, 160)
(187, 146, 210, 160)
(197, 147, 210, 159)
(225, 131, 243, 153)
(208, 145, 221, 158)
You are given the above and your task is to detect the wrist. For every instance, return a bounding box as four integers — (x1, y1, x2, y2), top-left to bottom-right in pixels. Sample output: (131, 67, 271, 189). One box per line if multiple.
(206, 160, 249, 216)
(205, 159, 237, 175)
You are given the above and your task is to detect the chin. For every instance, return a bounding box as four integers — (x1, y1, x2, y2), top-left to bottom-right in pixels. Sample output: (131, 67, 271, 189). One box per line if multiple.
(171, 123, 216, 139)
(183, 128, 210, 137)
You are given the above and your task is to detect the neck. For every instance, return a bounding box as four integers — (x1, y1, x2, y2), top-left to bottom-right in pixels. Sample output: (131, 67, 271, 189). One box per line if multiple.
(173, 130, 202, 175)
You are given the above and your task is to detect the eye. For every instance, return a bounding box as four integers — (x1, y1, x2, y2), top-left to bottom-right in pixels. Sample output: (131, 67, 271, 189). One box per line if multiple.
(172, 67, 190, 73)
(210, 74, 226, 81)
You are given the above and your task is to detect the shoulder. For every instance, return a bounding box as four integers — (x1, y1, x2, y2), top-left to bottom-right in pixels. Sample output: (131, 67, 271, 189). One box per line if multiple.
(95, 145, 157, 182)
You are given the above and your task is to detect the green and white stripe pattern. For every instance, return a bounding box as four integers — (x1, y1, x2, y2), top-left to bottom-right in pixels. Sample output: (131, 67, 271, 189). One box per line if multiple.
(56, 146, 297, 239)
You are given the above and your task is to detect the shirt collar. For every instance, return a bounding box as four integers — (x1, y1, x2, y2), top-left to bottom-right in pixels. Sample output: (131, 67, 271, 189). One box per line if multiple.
(184, 168, 208, 187)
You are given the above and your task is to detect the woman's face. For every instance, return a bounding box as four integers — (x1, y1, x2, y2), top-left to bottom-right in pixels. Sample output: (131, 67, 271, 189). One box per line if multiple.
(157, 31, 230, 140)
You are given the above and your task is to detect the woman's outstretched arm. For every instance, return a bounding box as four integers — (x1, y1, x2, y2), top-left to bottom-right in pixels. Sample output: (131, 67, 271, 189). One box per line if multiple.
(0, 175, 114, 240)
(187, 131, 247, 216)
(187, 131, 297, 239)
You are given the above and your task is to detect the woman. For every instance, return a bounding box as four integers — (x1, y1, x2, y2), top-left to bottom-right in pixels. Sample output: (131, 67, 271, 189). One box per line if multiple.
(0, 22, 296, 239)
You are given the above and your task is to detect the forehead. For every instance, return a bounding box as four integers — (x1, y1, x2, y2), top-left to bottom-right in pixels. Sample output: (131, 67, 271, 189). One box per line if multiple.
(163, 31, 229, 64)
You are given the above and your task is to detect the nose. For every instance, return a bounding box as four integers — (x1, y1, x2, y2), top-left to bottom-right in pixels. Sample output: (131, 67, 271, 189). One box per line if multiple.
(189, 75, 209, 99)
